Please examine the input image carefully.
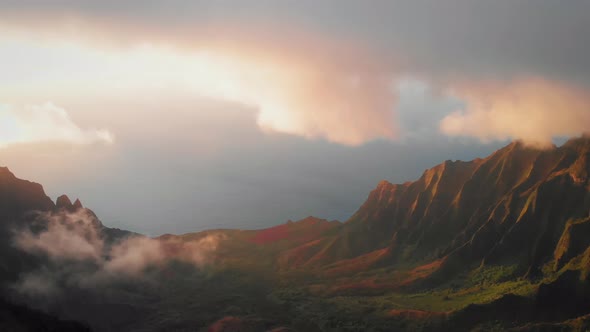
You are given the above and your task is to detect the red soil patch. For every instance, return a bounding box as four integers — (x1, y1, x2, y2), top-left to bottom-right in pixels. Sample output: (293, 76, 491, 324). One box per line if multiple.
(278, 239, 324, 268)
(208, 316, 244, 332)
(323, 247, 391, 277)
(249, 217, 339, 245)
(251, 224, 291, 244)
(317, 257, 446, 296)
(399, 258, 445, 286)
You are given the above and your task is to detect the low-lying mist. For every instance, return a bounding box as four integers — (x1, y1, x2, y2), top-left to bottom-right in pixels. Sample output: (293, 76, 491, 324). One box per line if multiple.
(11, 209, 226, 300)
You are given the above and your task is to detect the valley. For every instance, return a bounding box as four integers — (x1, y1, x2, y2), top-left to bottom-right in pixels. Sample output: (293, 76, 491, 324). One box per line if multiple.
(1, 136, 589, 331)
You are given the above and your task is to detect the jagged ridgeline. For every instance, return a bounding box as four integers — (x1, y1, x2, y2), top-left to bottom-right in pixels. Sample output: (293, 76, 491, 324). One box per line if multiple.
(299, 137, 590, 277)
(0, 136, 589, 331)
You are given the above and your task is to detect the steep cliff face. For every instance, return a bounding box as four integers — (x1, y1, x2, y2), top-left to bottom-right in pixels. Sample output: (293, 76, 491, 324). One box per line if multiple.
(0, 168, 134, 284)
(445, 138, 590, 278)
(0, 168, 54, 283)
(554, 217, 590, 270)
(295, 137, 590, 280)
(0, 167, 54, 221)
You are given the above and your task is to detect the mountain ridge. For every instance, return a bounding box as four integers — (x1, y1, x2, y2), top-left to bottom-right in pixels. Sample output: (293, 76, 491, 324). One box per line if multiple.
(309, 137, 590, 270)
(1, 136, 590, 331)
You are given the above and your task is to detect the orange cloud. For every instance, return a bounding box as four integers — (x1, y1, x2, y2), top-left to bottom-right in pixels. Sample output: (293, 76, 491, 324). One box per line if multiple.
(0, 18, 398, 146)
(440, 79, 590, 147)
(4, 13, 589, 147)
(179, 49, 398, 145)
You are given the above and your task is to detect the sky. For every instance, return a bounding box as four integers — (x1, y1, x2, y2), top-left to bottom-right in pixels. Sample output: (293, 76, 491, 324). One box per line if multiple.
(1, 1, 589, 235)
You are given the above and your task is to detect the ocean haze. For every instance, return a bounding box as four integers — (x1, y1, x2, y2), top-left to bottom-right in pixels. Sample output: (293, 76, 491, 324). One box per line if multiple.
(1, 95, 505, 235)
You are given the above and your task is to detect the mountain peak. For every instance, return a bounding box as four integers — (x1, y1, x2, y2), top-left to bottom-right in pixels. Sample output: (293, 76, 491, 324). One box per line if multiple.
(55, 195, 73, 209)
(0, 166, 16, 179)
(563, 134, 590, 149)
(73, 198, 83, 210)
(55, 194, 85, 212)
(0, 167, 55, 217)
(376, 180, 393, 188)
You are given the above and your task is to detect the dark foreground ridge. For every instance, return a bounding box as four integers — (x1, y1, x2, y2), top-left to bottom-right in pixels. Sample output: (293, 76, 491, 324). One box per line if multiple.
(0, 136, 589, 331)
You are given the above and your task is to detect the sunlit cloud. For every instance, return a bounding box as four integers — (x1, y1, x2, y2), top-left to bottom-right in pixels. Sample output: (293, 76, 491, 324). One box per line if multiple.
(0, 102, 114, 148)
(1, 6, 588, 148)
(177, 50, 398, 145)
(440, 79, 590, 147)
(0, 20, 398, 146)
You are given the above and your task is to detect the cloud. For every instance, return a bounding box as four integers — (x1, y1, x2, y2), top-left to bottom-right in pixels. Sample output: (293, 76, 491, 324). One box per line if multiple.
(12, 210, 226, 296)
(2, 1, 589, 84)
(15, 209, 104, 262)
(440, 79, 590, 147)
(162, 233, 226, 266)
(2, 1, 590, 146)
(0, 102, 114, 148)
(177, 49, 398, 146)
(16, 271, 60, 297)
(104, 237, 164, 275)
(0, 12, 399, 146)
